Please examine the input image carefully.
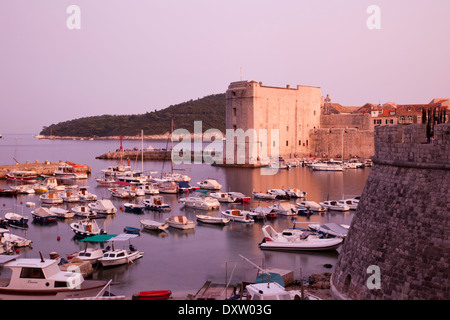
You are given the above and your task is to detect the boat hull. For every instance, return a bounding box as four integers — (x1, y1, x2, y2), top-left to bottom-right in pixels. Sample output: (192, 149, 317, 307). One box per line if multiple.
(0, 279, 109, 300)
(132, 290, 172, 300)
(259, 238, 342, 251)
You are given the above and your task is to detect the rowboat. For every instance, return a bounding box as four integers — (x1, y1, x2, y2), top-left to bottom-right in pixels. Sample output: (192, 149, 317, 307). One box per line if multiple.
(165, 216, 195, 230)
(196, 215, 230, 225)
(132, 290, 172, 300)
(140, 219, 169, 231)
(221, 209, 254, 223)
(123, 203, 145, 214)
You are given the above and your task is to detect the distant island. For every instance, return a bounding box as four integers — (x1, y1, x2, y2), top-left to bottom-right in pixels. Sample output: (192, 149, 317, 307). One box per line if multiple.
(39, 94, 225, 138)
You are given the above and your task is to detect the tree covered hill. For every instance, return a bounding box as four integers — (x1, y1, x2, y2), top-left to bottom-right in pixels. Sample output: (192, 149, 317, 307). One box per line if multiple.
(40, 93, 226, 137)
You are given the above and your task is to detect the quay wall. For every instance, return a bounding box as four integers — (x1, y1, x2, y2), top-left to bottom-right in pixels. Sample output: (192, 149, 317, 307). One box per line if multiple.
(309, 128, 374, 159)
(0, 161, 91, 179)
(331, 123, 450, 300)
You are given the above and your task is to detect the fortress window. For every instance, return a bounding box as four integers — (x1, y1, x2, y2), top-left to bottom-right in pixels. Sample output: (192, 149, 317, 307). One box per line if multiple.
(232, 108, 237, 117)
(286, 141, 289, 147)
(299, 140, 301, 146)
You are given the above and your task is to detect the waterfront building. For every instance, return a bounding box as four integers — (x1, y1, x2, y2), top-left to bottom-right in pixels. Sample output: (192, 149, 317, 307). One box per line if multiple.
(225, 81, 322, 165)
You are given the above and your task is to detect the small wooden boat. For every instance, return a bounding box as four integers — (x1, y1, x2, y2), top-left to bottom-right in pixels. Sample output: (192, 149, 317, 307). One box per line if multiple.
(252, 191, 277, 200)
(49, 207, 75, 219)
(132, 290, 172, 300)
(5, 170, 39, 182)
(59, 191, 80, 203)
(31, 207, 58, 224)
(196, 215, 230, 225)
(209, 192, 235, 203)
(39, 193, 63, 204)
(4, 212, 29, 227)
(140, 219, 168, 231)
(123, 203, 145, 214)
(88, 200, 117, 215)
(0, 189, 18, 197)
(165, 216, 195, 230)
(71, 205, 97, 218)
(124, 226, 141, 234)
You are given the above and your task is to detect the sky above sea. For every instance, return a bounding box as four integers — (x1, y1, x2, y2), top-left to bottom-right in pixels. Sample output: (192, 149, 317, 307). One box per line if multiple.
(1, 0, 449, 134)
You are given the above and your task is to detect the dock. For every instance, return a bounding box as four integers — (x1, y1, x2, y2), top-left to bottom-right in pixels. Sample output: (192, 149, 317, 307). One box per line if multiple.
(0, 160, 91, 179)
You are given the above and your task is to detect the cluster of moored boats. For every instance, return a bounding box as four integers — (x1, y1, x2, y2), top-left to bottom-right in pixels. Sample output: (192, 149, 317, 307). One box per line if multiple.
(0, 159, 360, 300)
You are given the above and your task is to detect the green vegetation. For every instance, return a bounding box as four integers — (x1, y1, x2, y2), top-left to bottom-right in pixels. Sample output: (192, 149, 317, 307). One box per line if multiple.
(40, 94, 226, 137)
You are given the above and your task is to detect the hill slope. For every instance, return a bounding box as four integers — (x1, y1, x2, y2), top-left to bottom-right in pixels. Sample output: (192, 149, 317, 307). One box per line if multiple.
(40, 94, 226, 137)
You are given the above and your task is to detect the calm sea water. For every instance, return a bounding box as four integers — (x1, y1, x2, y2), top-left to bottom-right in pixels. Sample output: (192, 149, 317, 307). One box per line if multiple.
(0, 133, 370, 298)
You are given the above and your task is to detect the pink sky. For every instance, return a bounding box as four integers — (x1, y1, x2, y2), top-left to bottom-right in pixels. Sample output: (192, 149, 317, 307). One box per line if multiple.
(1, 0, 449, 133)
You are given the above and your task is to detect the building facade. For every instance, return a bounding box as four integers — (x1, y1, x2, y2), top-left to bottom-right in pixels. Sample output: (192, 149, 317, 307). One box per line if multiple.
(225, 81, 322, 164)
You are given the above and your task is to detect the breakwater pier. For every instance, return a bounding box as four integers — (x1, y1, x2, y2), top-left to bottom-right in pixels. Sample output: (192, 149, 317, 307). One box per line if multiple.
(0, 160, 91, 179)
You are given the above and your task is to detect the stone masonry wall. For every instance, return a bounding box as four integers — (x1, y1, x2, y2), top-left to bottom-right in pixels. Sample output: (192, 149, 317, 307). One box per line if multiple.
(331, 123, 450, 300)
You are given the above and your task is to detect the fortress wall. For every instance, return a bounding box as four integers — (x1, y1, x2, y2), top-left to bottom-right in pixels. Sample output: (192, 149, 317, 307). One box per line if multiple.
(309, 128, 374, 159)
(330, 123, 450, 300)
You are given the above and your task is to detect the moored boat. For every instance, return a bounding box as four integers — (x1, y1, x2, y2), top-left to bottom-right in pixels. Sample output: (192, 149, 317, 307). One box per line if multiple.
(70, 218, 106, 237)
(197, 179, 222, 190)
(319, 200, 350, 211)
(88, 200, 117, 215)
(0, 255, 111, 300)
(196, 215, 230, 225)
(71, 205, 97, 218)
(259, 225, 343, 251)
(165, 216, 195, 230)
(142, 195, 170, 211)
(140, 219, 169, 231)
(31, 207, 58, 224)
(209, 192, 235, 203)
(179, 196, 220, 210)
(5, 170, 39, 182)
(221, 209, 254, 223)
(39, 192, 63, 204)
(132, 290, 172, 300)
(123, 203, 145, 214)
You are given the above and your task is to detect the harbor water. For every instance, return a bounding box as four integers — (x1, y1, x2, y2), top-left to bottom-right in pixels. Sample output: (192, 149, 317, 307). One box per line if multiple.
(0, 133, 370, 298)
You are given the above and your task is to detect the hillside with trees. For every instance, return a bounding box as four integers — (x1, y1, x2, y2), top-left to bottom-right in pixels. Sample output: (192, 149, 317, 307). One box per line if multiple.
(40, 94, 226, 137)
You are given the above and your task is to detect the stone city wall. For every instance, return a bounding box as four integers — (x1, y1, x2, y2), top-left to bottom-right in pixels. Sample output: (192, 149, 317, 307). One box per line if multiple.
(331, 123, 450, 300)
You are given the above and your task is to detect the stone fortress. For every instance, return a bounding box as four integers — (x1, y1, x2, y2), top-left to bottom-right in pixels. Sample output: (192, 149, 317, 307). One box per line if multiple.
(331, 123, 450, 300)
(225, 80, 448, 163)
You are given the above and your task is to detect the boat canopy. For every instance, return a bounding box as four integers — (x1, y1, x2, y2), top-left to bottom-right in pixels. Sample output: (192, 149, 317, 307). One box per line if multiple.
(80, 234, 118, 242)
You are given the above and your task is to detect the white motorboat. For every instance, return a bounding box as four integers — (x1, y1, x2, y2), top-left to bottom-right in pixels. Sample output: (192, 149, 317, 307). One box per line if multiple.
(268, 201, 298, 216)
(259, 225, 343, 251)
(97, 234, 143, 267)
(165, 216, 195, 230)
(267, 189, 288, 198)
(69, 247, 105, 265)
(10, 184, 35, 194)
(297, 200, 327, 212)
(197, 179, 222, 190)
(344, 158, 364, 169)
(283, 188, 307, 198)
(116, 171, 148, 184)
(54, 165, 86, 179)
(88, 200, 117, 215)
(196, 215, 230, 225)
(179, 196, 220, 210)
(252, 191, 277, 200)
(45, 177, 65, 191)
(70, 219, 106, 237)
(154, 179, 179, 194)
(59, 191, 80, 203)
(337, 199, 359, 210)
(39, 193, 63, 204)
(140, 183, 159, 195)
(0, 228, 32, 247)
(162, 172, 191, 182)
(108, 187, 135, 199)
(99, 247, 144, 267)
(244, 282, 303, 301)
(310, 160, 344, 171)
(308, 223, 350, 238)
(209, 192, 235, 203)
(101, 164, 132, 177)
(94, 176, 121, 187)
(122, 184, 145, 196)
(140, 219, 169, 231)
(71, 206, 97, 218)
(77, 188, 98, 202)
(221, 209, 254, 223)
(142, 196, 170, 211)
(319, 200, 350, 211)
(49, 207, 75, 219)
(227, 192, 251, 202)
(0, 255, 111, 300)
